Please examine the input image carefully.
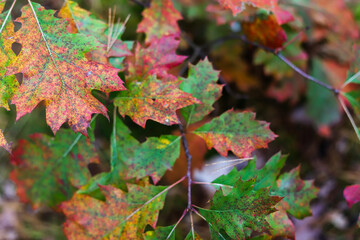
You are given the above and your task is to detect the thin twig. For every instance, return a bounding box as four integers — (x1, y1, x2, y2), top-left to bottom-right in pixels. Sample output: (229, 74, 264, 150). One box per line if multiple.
(182, 32, 338, 94)
(276, 53, 339, 93)
(342, 70, 360, 88)
(166, 208, 189, 239)
(190, 211, 195, 240)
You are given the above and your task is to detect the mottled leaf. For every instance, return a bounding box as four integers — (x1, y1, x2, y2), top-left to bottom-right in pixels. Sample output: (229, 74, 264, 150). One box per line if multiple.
(214, 153, 318, 219)
(193, 110, 276, 157)
(137, 0, 182, 43)
(61, 183, 166, 239)
(344, 184, 360, 208)
(200, 178, 282, 239)
(115, 75, 200, 127)
(242, 14, 287, 50)
(6, 3, 125, 135)
(0, 129, 10, 153)
(9, 130, 99, 207)
(213, 153, 286, 191)
(180, 58, 222, 125)
(127, 35, 186, 81)
(264, 210, 295, 239)
(275, 166, 318, 219)
(111, 117, 181, 184)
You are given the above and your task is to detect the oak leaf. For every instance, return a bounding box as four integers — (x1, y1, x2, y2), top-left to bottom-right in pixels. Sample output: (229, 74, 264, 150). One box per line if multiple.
(115, 75, 200, 127)
(137, 0, 182, 43)
(200, 178, 282, 239)
(6, 3, 125, 135)
(212, 153, 318, 238)
(61, 183, 166, 239)
(193, 110, 276, 157)
(126, 35, 186, 81)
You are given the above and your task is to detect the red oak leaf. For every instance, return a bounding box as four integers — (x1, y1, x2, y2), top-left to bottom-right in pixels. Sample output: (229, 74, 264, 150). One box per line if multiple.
(115, 75, 200, 127)
(137, 0, 182, 43)
(61, 183, 166, 239)
(193, 110, 277, 157)
(6, 3, 125, 135)
(127, 35, 186, 81)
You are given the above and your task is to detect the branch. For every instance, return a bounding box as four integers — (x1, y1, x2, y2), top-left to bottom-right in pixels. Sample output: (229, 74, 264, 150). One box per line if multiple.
(276, 53, 339, 94)
(178, 122, 193, 209)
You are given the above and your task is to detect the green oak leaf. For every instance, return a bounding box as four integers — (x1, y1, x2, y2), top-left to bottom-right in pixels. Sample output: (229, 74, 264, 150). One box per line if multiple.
(200, 178, 282, 240)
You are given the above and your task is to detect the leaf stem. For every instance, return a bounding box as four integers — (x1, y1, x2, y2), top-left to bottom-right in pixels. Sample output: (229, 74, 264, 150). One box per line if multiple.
(124, 175, 186, 223)
(338, 95, 360, 141)
(166, 208, 189, 240)
(342, 70, 360, 88)
(190, 211, 195, 240)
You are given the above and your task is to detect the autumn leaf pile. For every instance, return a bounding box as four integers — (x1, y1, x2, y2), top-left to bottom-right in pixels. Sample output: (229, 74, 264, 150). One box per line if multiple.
(0, 0, 360, 239)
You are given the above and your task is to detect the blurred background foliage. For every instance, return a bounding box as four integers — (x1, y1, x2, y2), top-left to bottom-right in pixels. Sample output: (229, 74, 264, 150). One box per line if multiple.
(0, 0, 360, 239)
